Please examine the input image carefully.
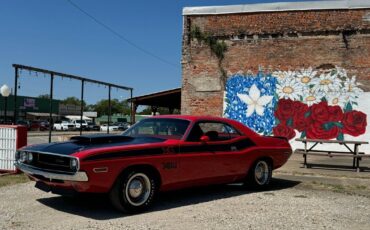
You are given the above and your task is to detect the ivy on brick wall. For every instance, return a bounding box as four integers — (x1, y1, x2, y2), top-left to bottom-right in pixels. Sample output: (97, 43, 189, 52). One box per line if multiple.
(190, 26, 228, 85)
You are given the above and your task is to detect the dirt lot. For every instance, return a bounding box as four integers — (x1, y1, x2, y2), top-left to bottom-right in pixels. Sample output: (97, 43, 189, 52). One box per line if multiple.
(1, 177, 369, 230)
(1, 134, 367, 229)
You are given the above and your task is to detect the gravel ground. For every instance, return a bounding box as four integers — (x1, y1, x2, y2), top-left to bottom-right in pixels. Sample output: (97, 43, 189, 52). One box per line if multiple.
(0, 178, 369, 230)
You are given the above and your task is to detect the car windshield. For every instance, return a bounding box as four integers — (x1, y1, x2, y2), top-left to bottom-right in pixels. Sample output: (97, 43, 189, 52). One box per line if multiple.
(123, 118, 190, 140)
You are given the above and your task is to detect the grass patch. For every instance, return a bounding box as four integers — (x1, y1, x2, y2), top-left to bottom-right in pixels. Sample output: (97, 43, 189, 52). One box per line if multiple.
(309, 181, 345, 191)
(355, 185, 367, 190)
(0, 173, 30, 188)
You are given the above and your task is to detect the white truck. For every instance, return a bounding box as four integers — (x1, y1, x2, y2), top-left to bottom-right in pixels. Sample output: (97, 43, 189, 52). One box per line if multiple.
(72, 119, 88, 130)
(53, 120, 75, 131)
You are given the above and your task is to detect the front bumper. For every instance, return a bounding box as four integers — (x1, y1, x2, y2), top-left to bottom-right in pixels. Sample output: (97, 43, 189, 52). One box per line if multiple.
(15, 163, 89, 182)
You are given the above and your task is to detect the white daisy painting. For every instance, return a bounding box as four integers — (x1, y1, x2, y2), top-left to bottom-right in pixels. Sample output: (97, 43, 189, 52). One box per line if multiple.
(276, 77, 304, 101)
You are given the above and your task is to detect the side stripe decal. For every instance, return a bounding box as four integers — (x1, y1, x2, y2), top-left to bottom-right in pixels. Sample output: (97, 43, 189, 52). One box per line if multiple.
(85, 148, 164, 161)
(84, 138, 255, 161)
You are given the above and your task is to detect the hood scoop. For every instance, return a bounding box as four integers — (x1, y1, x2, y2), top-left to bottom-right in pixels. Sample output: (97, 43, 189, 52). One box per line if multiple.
(70, 134, 133, 144)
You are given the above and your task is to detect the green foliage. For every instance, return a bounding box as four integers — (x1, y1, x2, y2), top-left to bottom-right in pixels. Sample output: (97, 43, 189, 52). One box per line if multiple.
(94, 99, 130, 116)
(275, 118, 280, 125)
(190, 25, 228, 83)
(190, 26, 228, 61)
(323, 122, 335, 131)
(38, 94, 50, 99)
(344, 102, 353, 112)
(337, 132, 344, 141)
(61, 96, 86, 107)
(286, 118, 293, 127)
(190, 25, 204, 41)
(334, 122, 344, 128)
(85, 104, 96, 112)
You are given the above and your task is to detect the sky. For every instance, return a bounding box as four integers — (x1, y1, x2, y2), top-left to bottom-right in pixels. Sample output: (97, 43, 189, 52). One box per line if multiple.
(0, 0, 310, 104)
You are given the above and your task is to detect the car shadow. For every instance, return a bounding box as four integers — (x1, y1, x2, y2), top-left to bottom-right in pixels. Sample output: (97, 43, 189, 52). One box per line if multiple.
(36, 178, 300, 220)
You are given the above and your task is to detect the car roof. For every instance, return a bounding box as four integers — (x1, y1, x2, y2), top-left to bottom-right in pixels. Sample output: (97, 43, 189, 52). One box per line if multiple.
(144, 115, 259, 138)
(144, 115, 236, 123)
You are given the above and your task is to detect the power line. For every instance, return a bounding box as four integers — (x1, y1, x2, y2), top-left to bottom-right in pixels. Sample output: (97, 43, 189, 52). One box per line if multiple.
(66, 0, 180, 69)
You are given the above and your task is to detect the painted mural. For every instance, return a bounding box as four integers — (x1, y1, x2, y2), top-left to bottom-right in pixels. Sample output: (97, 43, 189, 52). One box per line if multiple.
(223, 67, 367, 140)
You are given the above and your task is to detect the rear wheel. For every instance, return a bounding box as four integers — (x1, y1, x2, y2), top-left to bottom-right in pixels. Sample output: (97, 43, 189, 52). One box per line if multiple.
(109, 170, 157, 213)
(245, 159, 272, 189)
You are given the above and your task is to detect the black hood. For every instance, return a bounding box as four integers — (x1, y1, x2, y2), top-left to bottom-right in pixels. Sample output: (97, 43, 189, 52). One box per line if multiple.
(23, 134, 166, 155)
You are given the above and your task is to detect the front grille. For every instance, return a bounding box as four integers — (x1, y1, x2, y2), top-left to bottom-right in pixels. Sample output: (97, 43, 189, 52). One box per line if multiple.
(24, 152, 76, 173)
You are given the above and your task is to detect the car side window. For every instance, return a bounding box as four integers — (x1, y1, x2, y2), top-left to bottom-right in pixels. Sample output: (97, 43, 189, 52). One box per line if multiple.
(187, 122, 240, 142)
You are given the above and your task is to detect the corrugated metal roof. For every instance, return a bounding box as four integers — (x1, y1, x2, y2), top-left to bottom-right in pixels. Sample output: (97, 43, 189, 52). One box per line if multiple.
(183, 0, 370, 15)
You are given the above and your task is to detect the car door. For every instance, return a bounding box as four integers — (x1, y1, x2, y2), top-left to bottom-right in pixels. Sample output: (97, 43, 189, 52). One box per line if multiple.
(177, 121, 250, 186)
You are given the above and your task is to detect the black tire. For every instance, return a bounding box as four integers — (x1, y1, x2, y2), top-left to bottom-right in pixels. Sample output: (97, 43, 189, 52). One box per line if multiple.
(244, 159, 272, 189)
(109, 170, 157, 214)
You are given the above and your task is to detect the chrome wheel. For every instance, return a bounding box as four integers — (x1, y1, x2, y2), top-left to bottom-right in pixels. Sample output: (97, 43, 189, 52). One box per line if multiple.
(254, 161, 269, 185)
(124, 173, 151, 206)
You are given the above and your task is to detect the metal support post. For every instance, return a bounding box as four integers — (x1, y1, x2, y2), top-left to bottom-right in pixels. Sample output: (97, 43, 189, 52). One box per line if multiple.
(13, 67, 18, 124)
(48, 73, 54, 143)
(80, 80, 85, 135)
(108, 85, 111, 134)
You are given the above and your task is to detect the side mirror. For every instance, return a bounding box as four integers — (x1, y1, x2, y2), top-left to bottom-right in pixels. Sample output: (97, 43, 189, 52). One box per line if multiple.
(200, 135, 210, 143)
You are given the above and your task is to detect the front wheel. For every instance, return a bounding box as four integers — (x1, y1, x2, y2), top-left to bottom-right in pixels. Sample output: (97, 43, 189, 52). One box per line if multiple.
(109, 170, 157, 213)
(245, 159, 272, 189)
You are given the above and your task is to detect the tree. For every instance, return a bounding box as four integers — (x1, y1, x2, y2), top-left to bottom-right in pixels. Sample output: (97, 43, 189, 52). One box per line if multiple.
(60, 96, 86, 107)
(85, 104, 96, 112)
(94, 99, 130, 116)
(38, 94, 50, 99)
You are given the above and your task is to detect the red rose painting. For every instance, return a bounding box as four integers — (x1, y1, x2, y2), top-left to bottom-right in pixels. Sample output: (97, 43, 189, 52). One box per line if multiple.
(342, 110, 367, 136)
(274, 98, 367, 141)
(274, 99, 295, 123)
(310, 101, 330, 124)
(273, 124, 296, 140)
(306, 122, 340, 140)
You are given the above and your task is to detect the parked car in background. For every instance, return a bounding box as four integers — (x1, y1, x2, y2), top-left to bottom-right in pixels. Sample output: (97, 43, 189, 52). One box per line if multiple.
(87, 122, 100, 131)
(53, 120, 75, 131)
(16, 120, 31, 130)
(72, 120, 88, 130)
(15, 115, 292, 213)
(29, 120, 49, 131)
(113, 122, 130, 131)
(100, 123, 119, 132)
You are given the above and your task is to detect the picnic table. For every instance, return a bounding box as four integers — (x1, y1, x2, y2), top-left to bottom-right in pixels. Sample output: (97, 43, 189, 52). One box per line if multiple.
(294, 138, 369, 172)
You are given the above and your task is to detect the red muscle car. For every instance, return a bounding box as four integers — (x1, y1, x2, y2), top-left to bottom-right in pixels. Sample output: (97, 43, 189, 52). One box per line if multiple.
(15, 115, 292, 213)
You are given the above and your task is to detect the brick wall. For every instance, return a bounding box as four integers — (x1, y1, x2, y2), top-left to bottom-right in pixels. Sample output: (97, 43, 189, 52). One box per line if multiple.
(181, 8, 370, 116)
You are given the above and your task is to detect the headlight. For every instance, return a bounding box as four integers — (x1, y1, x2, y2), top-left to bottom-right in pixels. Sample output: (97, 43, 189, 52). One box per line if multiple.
(26, 152, 33, 163)
(15, 151, 20, 161)
(19, 151, 27, 163)
(70, 158, 78, 171)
